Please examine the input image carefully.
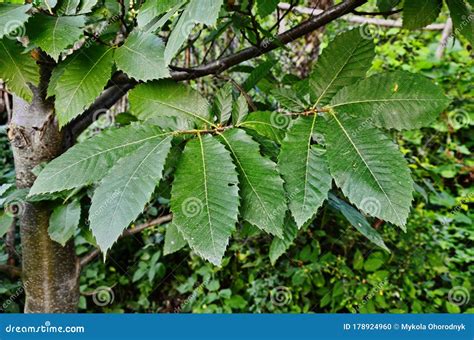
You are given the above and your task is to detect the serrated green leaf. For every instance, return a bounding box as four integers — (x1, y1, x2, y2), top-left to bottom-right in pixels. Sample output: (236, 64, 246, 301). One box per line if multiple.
(143, 1, 185, 33)
(269, 214, 298, 265)
(164, 0, 222, 63)
(329, 71, 450, 130)
(231, 94, 248, 126)
(115, 30, 169, 81)
(376, 0, 400, 12)
(171, 134, 239, 265)
(0, 4, 31, 39)
(219, 129, 286, 237)
(29, 124, 167, 196)
(48, 200, 81, 246)
(242, 60, 274, 92)
(137, 0, 182, 28)
(446, 0, 474, 46)
(27, 14, 85, 61)
(90, 136, 172, 253)
(47, 51, 76, 98)
(164, 222, 187, 255)
(256, 0, 279, 17)
(310, 29, 375, 106)
(272, 87, 307, 112)
(213, 83, 233, 124)
(328, 193, 390, 252)
(39, 0, 58, 11)
(55, 45, 115, 126)
(403, 0, 442, 30)
(57, 0, 80, 15)
(0, 38, 39, 102)
(0, 212, 14, 238)
(321, 111, 414, 228)
(77, 0, 98, 14)
(238, 111, 287, 144)
(129, 80, 212, 127)
(278, 116, 332, 228)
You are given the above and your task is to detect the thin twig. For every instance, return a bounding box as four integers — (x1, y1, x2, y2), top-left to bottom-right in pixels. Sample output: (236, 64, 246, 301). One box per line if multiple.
(79, 214, 173, 268)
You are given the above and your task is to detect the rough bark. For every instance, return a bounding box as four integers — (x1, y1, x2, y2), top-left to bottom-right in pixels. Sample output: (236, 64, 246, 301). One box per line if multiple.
(8, 62, 79, 313)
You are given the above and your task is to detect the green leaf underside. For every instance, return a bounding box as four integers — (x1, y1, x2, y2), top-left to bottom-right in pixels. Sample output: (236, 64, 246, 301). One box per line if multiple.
(309, 29, 375, 106)
(0, 4, 31, 39)
(137, 0, 182, 28)
(377, 0, 400, 12)
(77, 0, 98, 14)
(329, 71, 450, 130)
(328, 193, 389, 252)
(47, 50, 76, 98)
(0, 39, 39, 102)
(27, 14, 85, 61)
(29, 125, 167, 196)
(164, 222, 187, 255)
(403, 0, 442, 30)
(278, 116, 332, 228)
(90, 136, 172, 253)
(115, 30, 170, 81)
(57, 0, 80, 15)
(129, 80, 212, 126)
(446, 0, 474, 45)
(144, 1, 184, 33)
(321, 111, 414, 228)
(55, 45, 115, 127)
(219, 129, 286, 238)
(164, 0, 222, 63)
(214, 83, 233, 124)
(231, 94, 248, 126)
(48, 200, 81, 246)
(256, 0, 279, 17)
(269, 214, 298, 265)
(238, 111, 286, 144)
(272, 88, 307, 112)
(171, 134, 239, 265)
(0, 213, 14, 238)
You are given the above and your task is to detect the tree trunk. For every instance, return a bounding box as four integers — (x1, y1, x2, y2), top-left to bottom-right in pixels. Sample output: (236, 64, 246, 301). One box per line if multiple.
(8, 63, 79, 313)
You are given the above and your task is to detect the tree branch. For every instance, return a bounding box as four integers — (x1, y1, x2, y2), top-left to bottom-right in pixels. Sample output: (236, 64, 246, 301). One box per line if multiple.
(0, 264, 22, 279)
(69, 0, 367, 137)
(79, 214, 173, 268)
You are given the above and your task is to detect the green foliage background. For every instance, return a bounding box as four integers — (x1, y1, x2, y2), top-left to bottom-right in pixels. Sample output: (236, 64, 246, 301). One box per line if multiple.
(0, 8, 472, 313)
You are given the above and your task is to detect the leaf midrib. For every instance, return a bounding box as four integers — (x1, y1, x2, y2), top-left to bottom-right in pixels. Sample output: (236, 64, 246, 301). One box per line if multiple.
(329, 97, 447, 109)
(131, 93, 214, 126)
(198, 134, 218, 260)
